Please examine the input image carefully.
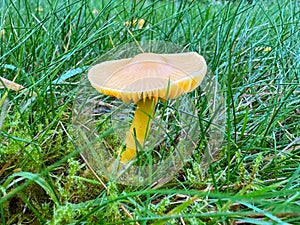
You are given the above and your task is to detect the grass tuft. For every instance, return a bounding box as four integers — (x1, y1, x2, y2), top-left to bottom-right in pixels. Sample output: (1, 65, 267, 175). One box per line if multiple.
(1, 0, 299, 224)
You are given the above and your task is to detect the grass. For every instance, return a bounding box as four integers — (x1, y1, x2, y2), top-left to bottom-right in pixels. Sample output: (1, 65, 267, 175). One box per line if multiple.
(0, 0, 299, 224)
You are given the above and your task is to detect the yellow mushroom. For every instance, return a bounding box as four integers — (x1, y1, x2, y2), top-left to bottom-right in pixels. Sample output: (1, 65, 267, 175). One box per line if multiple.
(88, 52, 207, 163)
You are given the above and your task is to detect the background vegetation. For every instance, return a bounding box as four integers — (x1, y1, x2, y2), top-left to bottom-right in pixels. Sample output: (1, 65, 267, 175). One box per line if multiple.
(0, 0, 299, 224)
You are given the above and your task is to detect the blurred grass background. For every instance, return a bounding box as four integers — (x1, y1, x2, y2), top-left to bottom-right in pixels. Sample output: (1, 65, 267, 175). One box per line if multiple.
(0, 0, 299, 224)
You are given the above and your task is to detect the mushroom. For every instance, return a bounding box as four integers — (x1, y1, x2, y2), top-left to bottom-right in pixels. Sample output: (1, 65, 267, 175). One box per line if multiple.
(88, 52, 207, 163)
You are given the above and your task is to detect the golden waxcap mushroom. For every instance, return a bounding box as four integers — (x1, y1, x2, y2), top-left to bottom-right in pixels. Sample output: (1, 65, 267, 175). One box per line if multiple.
(88, 52, 207, 163)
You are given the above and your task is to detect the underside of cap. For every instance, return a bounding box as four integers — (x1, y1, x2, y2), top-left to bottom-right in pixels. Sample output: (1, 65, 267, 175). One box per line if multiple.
(88, 52, 207, 103)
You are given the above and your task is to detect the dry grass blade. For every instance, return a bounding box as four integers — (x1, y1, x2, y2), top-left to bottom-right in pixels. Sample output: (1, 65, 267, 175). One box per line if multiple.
(0, 77, 24, 91)
(0, 77, 37, 97)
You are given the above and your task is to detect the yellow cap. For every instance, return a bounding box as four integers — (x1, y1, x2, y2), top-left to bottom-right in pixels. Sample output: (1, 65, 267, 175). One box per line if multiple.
(88, 52, 207, 103)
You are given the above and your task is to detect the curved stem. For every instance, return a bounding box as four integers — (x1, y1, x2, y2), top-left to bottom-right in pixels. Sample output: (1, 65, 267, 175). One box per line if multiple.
(120, 98, 157, 163)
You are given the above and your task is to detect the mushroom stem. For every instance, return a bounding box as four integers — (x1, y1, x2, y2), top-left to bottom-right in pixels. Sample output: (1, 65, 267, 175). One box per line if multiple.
(120, 98, 157, 163)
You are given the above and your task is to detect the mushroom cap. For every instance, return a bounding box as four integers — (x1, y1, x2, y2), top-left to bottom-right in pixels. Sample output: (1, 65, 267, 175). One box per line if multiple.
(88, 52, 207, 103)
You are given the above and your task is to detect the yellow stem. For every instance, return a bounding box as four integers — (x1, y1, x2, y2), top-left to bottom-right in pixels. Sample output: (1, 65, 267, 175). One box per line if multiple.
(120, 98, 157, 163)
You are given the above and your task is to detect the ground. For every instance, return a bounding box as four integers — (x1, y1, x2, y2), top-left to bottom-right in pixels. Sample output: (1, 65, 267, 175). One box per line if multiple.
(0, 0, 299, 224)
